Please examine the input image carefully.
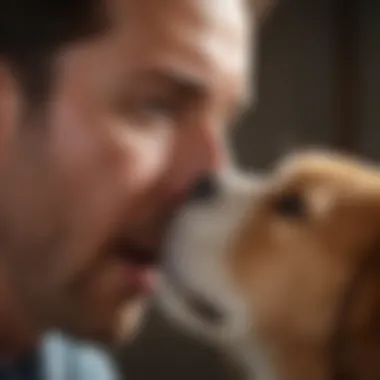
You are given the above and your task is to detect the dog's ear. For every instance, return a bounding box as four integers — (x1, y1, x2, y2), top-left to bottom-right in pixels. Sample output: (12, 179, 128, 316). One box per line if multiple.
(332, 241, 380, 380)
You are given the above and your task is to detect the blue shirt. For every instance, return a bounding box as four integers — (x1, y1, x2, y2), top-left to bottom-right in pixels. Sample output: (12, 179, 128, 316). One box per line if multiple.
(0, 332, 121, 380)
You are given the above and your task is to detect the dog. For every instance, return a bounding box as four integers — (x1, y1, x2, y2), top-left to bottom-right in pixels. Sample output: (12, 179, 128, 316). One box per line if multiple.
(157, 151, 380, 380)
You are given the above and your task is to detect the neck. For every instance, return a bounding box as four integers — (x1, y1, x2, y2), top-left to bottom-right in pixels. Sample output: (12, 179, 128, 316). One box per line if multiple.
(0, 263, 39, 362)
(236, 337, 330, 380)
(267, 340, 328, 380)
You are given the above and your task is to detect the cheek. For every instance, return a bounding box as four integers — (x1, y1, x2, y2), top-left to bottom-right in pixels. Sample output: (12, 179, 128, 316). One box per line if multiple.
(120, 126, 175, 193)
(51, 92, 176, 193)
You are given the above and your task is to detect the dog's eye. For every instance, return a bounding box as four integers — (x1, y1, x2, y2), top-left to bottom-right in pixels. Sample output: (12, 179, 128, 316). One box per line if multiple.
(273, 193, 306, 218)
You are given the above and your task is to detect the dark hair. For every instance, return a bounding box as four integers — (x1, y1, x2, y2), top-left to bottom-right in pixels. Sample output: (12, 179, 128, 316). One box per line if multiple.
(0, 0, 106, 104)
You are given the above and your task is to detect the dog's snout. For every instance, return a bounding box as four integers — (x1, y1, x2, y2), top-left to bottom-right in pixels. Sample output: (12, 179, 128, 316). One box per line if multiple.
(188, 176, 218, 203)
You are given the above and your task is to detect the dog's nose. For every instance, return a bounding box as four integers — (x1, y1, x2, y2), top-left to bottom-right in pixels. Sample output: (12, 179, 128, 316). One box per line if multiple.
(188, 175, 218, 203)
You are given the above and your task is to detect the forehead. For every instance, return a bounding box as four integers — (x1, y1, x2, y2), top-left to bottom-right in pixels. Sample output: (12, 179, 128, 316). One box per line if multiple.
(103, 0, 252, 96)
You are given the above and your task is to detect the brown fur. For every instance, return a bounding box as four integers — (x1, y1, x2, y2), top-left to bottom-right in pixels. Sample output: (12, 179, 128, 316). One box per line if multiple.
(231, 152, 380, 380)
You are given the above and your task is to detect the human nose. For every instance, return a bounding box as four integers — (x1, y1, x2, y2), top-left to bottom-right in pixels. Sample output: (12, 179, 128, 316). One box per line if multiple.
(167, 114, 228, 198)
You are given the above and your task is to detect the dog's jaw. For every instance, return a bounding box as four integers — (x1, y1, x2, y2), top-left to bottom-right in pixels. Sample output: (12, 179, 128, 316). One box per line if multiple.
(157, 171, 278, 379)
(156, 169, 331, 380)
(156, 151, 380, 380)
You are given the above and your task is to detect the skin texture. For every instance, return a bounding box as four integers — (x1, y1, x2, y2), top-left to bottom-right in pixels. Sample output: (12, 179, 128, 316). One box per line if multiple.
(0, 0, 252, 355)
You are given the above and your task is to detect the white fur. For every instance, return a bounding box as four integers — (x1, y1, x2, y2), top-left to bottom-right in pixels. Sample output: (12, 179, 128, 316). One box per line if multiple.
(157, 170, 275, 379)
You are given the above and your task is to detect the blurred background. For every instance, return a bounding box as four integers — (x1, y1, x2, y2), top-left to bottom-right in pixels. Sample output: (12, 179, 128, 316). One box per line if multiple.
(122, 0, 380, 379)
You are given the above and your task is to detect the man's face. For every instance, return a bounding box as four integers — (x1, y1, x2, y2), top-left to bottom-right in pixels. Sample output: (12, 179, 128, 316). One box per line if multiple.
(0, 0, 252, 344)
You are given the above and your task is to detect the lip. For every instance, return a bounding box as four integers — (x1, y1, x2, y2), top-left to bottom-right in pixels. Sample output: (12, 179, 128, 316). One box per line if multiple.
(107, 237, 161, 294)
(103, 198, 185, 294)
(120, 260, 157, 294)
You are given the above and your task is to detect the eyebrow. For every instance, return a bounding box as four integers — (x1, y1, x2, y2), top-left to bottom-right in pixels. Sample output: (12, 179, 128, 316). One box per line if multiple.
(128, 66, 253, 119)
(136, 67, 208, 98)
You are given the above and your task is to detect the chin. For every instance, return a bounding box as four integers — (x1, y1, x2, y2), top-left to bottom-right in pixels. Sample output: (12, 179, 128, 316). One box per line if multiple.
(114, 297, 150, 346)
(62, 296, 149, 349)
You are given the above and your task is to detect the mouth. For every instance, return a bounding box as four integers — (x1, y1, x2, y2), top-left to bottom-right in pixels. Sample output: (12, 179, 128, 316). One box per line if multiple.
(184, 291, 225, 325)
(108, 236, 161, 293)
(164, 263, 225, 325)
(112, 239, 159, 267)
